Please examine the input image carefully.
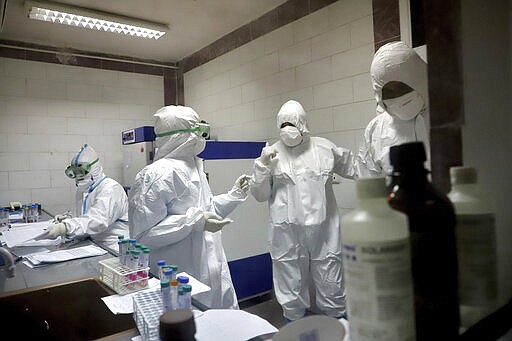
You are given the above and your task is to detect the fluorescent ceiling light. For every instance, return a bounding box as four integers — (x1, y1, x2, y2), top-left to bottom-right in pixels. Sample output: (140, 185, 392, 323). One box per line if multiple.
(25, 0, 168, 39)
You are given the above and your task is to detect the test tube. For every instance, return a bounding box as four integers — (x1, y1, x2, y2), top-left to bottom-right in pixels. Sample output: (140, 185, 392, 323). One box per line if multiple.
(163, 268, 173, 282)
(177, 286, 185, 309)
(23, 205, 29, 223)
(177, 275, 189, 291)
(169, 265, 178, 281)
(121, 239, 129, 265)
(170, 279, 178, 310)
(128, 250, 140, 288)
(161, 279, 171, 312)
(138, 248, 150, 287)
(128, 238, 136, 251)
(157, 260, 166, 280)
(182, 284, 192, 309)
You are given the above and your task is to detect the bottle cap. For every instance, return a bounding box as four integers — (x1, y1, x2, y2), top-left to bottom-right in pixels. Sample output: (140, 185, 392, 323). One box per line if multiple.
(143, 248, 150, 253)
(160, 279, 170, 288)
(450, 166, 477, 185)
(389, 142, 426, 168)
(169, 265, 178, 272)
(135, 243, 141, 248)
(118, 235, 124, 240)
(177, 276, 189, 284)
(157, 260, 166, 266)
(182, 284, 192, 293)
(131, 250, 141, 255)
(164, 268, 173, 275)
(178, 287, 184, 295)
(129, 239, 136, 244)
(122, 239, 129, 244)
(159, 309, 196, 341)
(356, 177, 387, 199)
(171, 279, 178, 286)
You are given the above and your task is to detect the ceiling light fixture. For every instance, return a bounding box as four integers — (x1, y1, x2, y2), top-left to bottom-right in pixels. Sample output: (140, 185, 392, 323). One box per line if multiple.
(25, 0, 168, 39)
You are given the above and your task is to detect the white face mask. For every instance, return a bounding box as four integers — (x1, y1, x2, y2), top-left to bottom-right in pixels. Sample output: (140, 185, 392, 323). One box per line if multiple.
(280, 126, 303, 147)
(194, 138, 206, 155)
(76, 176, 93, 192)
(383, 90, 425, 121)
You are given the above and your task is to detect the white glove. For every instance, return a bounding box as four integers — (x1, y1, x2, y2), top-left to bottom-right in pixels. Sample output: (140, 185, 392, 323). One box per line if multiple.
(35, 222, 68, 240)
(259, 145, 278, 166)
(54, 213, 72, 223)
(228, 174, 250, 199)
(203, 212, 233, 233)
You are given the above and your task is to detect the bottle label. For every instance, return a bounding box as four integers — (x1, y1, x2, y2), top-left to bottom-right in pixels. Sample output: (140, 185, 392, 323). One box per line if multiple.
(456, 213, 498, 305)
(343, 238, 415, 341)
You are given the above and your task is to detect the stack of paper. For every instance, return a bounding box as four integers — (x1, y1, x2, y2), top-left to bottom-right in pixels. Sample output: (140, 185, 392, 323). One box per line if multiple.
(23, 244, 107, 268)
(2, 220, 60, 247)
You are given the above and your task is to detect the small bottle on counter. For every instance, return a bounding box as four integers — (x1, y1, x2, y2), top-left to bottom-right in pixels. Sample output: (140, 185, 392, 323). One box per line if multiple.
(182, 284, 192, 309)
(161, 279, 171, 312)
(177, 275, 189, 291)
(171, 279, 178, 310)
(448, 166, 498, 327)
(387, 142, 459, 340)
(341, 177, 415, 340)
(157, 260, 166, 280)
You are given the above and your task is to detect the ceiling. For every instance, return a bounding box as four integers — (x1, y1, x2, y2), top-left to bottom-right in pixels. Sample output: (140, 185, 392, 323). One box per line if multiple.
(0, 0, 288, 63)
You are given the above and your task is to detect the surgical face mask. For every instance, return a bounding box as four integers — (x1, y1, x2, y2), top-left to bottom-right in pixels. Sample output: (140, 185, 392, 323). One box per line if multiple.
(280, 126, 303, 147)
(383, 90, 425, 121)
(76, 176, 93, 192)
(194, 138, 206, 155)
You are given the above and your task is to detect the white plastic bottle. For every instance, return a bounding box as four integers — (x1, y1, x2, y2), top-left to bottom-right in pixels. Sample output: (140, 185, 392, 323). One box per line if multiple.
(341, 177, 415, 341)
(448, 166, 498, 327)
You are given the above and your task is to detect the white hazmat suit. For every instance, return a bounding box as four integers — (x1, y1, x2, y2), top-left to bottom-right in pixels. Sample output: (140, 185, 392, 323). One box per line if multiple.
(357, 41, 430, 177)
(249, 100, 357, 321)
(128, 105, 247, 309)
(37, 144, 129, 247)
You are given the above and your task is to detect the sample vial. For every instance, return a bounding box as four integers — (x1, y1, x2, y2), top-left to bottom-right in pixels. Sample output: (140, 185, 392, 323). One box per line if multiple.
(161, 279, 171, 312)
(157, 260, 166, 280)
(138, 248, 150, 287)
(163, 268, 173, 282)
(128, 239, 136, 251)
(127, 250, 140, 288)
(177, 287, 185, 309)
(170, 279, 178, 310)
(169, 265, 178, 281)
(182, 284, 192, 309)
(121, 239, 129, 265)
(177, 275, 189, 291)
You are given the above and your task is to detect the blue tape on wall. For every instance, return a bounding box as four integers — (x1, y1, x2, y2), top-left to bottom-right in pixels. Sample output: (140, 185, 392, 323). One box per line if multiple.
(199, 141, 266, 160)
(228, 253, 273, 300)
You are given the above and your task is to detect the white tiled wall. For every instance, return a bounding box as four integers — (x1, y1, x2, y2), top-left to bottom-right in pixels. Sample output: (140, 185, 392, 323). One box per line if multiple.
(0, 57, 164, 214)
(184, 0, 375, 211)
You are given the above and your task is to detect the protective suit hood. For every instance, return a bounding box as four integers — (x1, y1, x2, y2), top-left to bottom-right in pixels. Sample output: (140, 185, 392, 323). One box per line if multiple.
(70, 144, 105, 191)
(277, 100, 310, 136)
(371, 41, 428, 116)
(153, 105, 204, 161)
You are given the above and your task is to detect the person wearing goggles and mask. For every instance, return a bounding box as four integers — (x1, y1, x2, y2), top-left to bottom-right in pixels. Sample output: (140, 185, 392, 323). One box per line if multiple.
(249, 100, 357, 322)
(36, 144, 128, 248)
(128, 105, 249, 310)
(356, 41, 430, 177)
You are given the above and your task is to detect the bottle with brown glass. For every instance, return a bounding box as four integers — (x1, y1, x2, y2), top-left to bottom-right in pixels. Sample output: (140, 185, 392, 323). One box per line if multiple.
(387, 142, 460, 340)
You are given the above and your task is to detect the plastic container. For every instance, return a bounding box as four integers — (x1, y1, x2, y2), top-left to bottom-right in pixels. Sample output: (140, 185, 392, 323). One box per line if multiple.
(161, 279, 171, 312)
(387, 142, 459, 340)
(133, 290, 164, 341)
(181, 284, 192, 309)
(98, 257, 150, 295)
(171, 279, 178, 310)
(448, 166, 498, 326)
(341, 177, 415, 340)
(177, 275, 189, 290)
(157, 260, 166, 280)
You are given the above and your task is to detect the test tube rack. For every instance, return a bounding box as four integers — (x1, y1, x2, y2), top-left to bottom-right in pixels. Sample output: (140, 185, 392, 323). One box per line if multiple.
(133, 290, 164, 341)
(98, 257, 150, 295)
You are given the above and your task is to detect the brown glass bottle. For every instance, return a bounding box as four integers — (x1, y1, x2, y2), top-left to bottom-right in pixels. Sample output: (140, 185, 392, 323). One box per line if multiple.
(387, 142, 460, 340)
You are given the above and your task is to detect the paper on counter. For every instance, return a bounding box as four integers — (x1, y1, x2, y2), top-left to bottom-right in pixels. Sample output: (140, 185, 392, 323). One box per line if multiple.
(194, 309, 278, 341)
(24, 244, 107, 267)
(176, 271, 211, 296)
(101, 278, 161, 314)
(2, 220, 57, 247)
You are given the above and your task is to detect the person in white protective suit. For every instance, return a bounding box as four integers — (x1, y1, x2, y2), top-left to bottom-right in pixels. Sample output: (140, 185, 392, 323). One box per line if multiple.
(36, 144, 129, 247)
(249, 100, 357, 322)
(356, 41, 430, 177)
(128, 105, 250, 310)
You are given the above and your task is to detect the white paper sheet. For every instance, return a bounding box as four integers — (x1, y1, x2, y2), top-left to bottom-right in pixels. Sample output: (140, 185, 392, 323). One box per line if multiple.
(24, 244, 107, 266)
(176, 271, 211, 296)
(101, 278, 161, 314)
(194, 309, 278, 340)
(2, 220, 56, 247)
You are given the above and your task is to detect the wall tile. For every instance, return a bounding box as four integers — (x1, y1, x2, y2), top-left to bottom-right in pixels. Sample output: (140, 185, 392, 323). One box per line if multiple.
(242, 79, 267, 103)
(67, 83, 103, 102)
(251, 52, 279, 80)
(85, 135, 122, 152)
(307, 107, 334, 133)
(0, 153, 29, 171)
(102, 86, 138, 104)
(10, 170, 50, 189)
(102, 119, 135, 136)
(219, 87, 242, 109)
(329, 0, 372, 29)
(83, 68, 119, 86)
(50, 169, 71, 187)
(148, 75, 164, 91)
(29, 152, 69, 171)
(230, 63, 253, 88)
(0, 190, 31, 207)
(238, 38, 265, 65)
(31, 187, 72, 206)
(311, 25, 350, 61)
(8, 134, 49, 152)
(4, 59, 46, 79)
(0, 115, 27, 133)
(264, 24, 294, 55)
(135, 89, 164, 106)
(279, 40, 311, 71)
(0, 172, 7, 190)
(265, 69, 296, 97)
(281, 87, 314, 110)
(103, 151, 124, 169)
(0, 76, 25, 96)
(231, 102, 255, 125)
(47, 99, 86, 117)
(352, 72, 373, 101)
(46, 64, 84, 82)
(293, 7, 329, 43)
(85, 102, 119, 119)
(49, 134, 86, 152)
(27, 79, 67, 99)
(209, 72, 231, 95)
(68, 118, 103, 135)
(210, 108, 232, 127)
(332, 44, 374, 80)
(118, 72, 150, 89)
(350, 15, 374, 48)
(332, 100, 376, 130)
(254, 95, 283, 120)
(296, 57, 332, 89)
(313, 78, 353, 108)
(28, 116, 67, 135)
(118, 104, 153, 120)
(0, 135, 7, 152)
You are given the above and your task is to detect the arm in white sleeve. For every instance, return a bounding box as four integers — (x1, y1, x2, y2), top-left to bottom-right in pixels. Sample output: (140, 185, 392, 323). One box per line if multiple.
(355, 129, 383, 178)
(249, 159, 273, 202)
(64, 184, 125, 239)
(332, 146, 358, 180)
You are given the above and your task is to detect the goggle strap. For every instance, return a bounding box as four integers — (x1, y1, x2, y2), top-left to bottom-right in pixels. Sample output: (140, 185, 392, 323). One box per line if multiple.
(155, 127, 200, 137)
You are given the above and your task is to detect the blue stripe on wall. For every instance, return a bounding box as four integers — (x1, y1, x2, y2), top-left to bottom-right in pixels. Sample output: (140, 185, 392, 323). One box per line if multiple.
(228, 253, 273, 300)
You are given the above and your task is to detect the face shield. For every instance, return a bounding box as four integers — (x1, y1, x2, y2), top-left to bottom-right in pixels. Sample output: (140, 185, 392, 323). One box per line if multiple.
(65, 158, 99, 180)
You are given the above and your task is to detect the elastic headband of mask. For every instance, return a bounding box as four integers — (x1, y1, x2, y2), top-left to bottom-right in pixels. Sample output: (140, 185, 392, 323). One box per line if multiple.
(155, 122, 210, 138)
